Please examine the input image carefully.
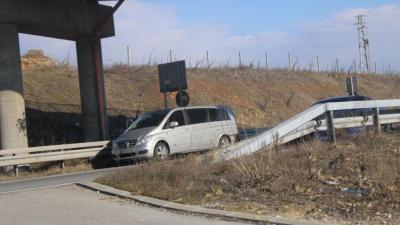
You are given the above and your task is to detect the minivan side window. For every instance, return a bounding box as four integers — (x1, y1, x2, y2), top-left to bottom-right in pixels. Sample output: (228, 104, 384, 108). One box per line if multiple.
(165, 110, 185, 128)
(187, 108, 209, 124)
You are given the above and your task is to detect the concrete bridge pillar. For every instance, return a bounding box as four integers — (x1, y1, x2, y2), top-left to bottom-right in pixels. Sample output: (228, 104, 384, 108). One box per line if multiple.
(0, 23, 28, 150)
(76, 35, 108, 141)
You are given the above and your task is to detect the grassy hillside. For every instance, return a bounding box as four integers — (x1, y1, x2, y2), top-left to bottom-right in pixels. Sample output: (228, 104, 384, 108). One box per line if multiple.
(21, 51, 400, 144)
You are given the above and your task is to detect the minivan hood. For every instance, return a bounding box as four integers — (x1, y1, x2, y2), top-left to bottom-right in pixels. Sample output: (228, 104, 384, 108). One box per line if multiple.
(115, 127, 156, 142)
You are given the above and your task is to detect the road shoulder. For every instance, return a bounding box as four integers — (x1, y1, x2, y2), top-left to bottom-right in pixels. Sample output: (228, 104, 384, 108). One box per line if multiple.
(78, 181, 325, 225)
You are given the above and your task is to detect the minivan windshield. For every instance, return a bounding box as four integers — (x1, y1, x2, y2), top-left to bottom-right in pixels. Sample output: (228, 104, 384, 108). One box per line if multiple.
(128, 110, 169, 130)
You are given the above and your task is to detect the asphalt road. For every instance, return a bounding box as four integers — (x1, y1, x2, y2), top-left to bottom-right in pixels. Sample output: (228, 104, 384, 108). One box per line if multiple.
(0, 166, 122, 194)
(0, 125, 271, 194)
(0, 185, 252, 225)
(0, 130, 272, 225)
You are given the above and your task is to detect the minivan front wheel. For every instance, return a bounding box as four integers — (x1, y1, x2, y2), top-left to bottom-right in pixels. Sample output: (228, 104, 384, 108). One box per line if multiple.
(154, 142, 170, 160)
(219, 136, 231, 148)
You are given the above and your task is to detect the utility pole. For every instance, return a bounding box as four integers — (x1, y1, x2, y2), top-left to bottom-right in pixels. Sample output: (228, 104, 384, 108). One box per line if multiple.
(316, 56, 320, 72)
(265, 51, 268, 71)
(356, 15, 371, 73)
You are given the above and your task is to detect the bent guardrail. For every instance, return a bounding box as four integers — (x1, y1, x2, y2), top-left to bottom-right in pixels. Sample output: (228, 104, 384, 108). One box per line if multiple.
(217, 99, 400, 160)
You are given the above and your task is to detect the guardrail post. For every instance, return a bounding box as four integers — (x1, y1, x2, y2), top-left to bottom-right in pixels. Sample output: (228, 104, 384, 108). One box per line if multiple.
(326, 111, 337, 144)
(13, 165, 19, 176)
(373, 108, 381, 134)
(60, 161, 65, 169)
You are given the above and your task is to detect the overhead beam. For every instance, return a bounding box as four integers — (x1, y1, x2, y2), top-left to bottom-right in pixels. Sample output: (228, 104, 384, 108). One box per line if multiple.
(0, 0, 115, 40)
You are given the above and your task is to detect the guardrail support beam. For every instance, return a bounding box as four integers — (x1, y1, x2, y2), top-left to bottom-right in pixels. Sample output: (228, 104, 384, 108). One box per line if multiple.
(373, 108, 381, 134)
(326, 111, 337, 144)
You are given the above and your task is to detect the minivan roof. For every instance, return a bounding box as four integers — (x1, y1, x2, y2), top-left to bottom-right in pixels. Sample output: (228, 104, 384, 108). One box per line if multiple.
(178, 105, 228, 110)
(147, 105, 230, 113)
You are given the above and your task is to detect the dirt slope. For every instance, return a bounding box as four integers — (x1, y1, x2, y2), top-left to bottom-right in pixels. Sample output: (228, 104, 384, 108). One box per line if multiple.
(22, 51, 400, 129)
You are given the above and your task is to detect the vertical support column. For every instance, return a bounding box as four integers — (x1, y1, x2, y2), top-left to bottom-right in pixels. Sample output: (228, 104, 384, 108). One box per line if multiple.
(76, 35, 108, 141)
(373, 108, 381, 134)
(326, 111, 336, 144)
(0, 23, 28, 151)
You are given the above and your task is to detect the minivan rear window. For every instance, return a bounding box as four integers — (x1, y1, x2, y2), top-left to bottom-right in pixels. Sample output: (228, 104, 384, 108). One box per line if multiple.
(209, 108, 230, 121)
(187, 109, 209, 124)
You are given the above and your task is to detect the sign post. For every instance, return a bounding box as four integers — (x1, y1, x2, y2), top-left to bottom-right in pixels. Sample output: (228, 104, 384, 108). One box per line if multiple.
(346, 76, 359, 96)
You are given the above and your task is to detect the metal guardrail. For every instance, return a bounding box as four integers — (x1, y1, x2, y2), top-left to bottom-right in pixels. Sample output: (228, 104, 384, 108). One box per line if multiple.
(217, 99, 400, 160)
(1, 99, 400, 170)
(0, 141, 109, 168)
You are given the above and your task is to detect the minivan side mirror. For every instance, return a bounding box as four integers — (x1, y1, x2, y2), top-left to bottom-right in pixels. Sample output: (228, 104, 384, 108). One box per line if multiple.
(125, 117, 134, 129)
(169, 121, 179, 128)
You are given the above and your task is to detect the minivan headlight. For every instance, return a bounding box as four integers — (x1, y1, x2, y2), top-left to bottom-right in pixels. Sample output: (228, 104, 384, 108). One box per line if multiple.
(137, 137, 151, 146)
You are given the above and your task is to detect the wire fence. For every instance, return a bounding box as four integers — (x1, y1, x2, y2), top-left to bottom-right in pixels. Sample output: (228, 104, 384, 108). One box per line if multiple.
(121, 48, 398, 76)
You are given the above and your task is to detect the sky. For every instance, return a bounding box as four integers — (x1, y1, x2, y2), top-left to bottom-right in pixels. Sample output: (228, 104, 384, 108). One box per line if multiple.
(19, 0, 400, 72)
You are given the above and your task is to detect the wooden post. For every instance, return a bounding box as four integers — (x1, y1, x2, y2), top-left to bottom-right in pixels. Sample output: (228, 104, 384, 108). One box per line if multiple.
(206, 50, 210, 69)
(238, 51, 242, 67)
(316, 56, 320, 72)
(164, 93, 168, 110)
(353, 59, 357, 73)
(126, 46, 131, 66)
(326, 111, 336, 144)
(336, 58, 339, 72)
(373, 108, 381, 134)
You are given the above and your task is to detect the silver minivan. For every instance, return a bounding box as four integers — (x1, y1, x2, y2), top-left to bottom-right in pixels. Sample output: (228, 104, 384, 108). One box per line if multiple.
(111, 106, 239, 162)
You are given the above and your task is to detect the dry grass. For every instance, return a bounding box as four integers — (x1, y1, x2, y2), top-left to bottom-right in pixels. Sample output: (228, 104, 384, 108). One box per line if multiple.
(97, 134, 400, 224)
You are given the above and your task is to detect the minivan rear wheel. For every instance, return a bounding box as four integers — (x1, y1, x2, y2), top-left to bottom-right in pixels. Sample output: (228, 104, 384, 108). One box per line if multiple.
(154, 142, 170, 160)
(219, 136, 231, 148)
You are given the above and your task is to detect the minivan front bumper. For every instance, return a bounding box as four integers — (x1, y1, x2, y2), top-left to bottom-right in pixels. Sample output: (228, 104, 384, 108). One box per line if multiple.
(111, 142, 153, 162)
